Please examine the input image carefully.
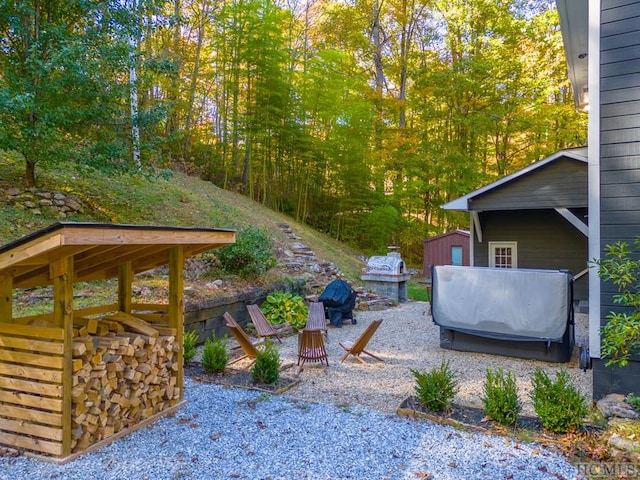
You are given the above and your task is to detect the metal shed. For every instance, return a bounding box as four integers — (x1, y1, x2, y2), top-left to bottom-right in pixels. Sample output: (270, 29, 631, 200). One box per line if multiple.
(0, 222, 235, 461)
(422, 230, 470, 278)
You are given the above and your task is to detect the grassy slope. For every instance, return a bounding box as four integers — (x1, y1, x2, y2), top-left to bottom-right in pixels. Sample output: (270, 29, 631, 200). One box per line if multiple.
(0, 155, 365, 282)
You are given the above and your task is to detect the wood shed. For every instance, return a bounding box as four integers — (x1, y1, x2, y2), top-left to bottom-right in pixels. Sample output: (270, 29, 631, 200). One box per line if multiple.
(0, 222, 235, 462)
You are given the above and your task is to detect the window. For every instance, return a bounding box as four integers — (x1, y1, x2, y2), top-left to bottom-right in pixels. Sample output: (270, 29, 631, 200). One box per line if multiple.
(489, 242, 517, 268)
(451, 245, 463, 266)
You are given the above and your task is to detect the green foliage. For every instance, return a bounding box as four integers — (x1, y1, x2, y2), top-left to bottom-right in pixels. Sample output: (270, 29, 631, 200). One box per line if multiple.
(260, 292, 308, 330)
(359, 206, 401, 255)
(627, 393, 640, 411)
(183, 330, 200, 363)
(530, 368, 587, 433)
(482, 367, 521, 426)
(411, 358, 457, 412)
(407, 276, 429, 301)
(215, 226, 277, 278)
(595, 238, 640, 367)
(201, 334, 229, 374)
(251, 340, 280, 384)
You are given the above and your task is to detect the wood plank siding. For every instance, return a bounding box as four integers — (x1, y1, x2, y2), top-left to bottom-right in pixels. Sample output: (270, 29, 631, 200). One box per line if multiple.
(474, 209, 589, 301)
(594, 0, 640, 397)
(469, 158, 587, 211)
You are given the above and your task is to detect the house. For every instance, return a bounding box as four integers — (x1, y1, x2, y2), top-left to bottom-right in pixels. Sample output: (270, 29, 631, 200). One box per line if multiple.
(558, 0, 640, 398)
(441, 147, 589, 304)
(422, 230, 470, 278)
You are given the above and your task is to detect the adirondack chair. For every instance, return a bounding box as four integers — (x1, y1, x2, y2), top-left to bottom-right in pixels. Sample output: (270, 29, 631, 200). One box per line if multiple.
(246, 304, 282, 343)
(339, 319, 383, 365)
(223, 312, 262, 365)
(297, 329, 329, 367)
(305, 301, 328, 336)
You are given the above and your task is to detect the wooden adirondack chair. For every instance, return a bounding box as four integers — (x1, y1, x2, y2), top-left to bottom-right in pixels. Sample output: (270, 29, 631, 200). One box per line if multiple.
(297, 329, 329, 367)
(339, 319, 383, 365)
(223, 312, 263, 365)
(246, 304, 282, 343)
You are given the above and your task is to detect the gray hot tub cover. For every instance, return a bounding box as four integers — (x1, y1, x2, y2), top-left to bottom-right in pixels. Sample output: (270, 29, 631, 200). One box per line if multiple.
(431, 265, 573, 342)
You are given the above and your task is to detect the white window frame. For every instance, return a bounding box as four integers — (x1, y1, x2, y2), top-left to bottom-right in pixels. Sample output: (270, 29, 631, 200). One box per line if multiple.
(488, 241, 518, 268)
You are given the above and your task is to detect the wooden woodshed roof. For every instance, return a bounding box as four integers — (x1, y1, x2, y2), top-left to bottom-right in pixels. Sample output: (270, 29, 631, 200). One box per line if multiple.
(0, 222, 236, 289)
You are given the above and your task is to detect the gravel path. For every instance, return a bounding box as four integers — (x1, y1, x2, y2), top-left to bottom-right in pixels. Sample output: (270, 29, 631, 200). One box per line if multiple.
(0, 301, 587, 479)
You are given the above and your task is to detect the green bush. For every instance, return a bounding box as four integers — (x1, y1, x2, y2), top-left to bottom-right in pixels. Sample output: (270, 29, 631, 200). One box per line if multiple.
(260, 292, 308, 330)
(627, 393, 640, 411)
(201, 334, 228, 374)
(411, 358, 457, 412)
(530, 368, 587, 433)
(215, 226, 277, 278)
(183, 330, 200, 363)
(251, 340, 280, 384)
(482, 367, 521, 426)
(594, 237, 640, 367)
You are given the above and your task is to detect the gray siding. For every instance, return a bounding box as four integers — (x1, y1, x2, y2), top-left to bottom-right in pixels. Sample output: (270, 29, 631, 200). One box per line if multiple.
(600, 0, 640, 309)
(469, 158, 587, 211)
(473, 209, 588, 301)
(595, 0, 640, 398)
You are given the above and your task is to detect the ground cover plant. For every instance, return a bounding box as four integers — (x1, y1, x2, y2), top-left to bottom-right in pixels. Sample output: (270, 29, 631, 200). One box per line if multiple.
(260, 292, 308, 330)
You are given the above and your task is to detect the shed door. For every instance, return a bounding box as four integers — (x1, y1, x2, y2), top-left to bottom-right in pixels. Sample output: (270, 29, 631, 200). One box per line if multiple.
(451, 245, 463, 266)
(488, 242, 517, 268)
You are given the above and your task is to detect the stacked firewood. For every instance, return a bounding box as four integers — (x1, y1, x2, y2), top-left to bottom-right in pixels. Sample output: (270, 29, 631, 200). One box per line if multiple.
(70, 312, 180, 452)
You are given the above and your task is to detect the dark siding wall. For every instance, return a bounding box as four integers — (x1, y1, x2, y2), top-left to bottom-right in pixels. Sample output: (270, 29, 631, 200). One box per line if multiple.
(473, 209, 588, 301)
(423, 232, 470, 277)
(470, 158, 587, 211)
(596, 0, 640, 397)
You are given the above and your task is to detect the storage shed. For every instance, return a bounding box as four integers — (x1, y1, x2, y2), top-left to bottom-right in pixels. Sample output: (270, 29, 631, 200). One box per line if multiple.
(422, 230, 470, 278)
(0, 222, 235, 461)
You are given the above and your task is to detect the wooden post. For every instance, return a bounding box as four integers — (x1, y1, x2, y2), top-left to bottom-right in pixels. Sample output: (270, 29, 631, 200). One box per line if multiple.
(0, 274, 12, 323)
(168, 246, 184, 401)
(118, 261, 133, 313)
(52, 256, 74, 457)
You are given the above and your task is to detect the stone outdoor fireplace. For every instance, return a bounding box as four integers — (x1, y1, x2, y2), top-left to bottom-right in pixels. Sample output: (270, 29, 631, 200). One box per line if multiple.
(361, 248, 411, 303)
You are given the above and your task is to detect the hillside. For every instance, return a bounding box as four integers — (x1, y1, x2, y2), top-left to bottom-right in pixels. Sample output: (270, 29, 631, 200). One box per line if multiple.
(0, 155, 366, 285)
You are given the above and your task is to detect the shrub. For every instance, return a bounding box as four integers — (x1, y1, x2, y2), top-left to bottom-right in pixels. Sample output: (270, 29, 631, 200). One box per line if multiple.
(260, 292, 308, 330)
(251, 340, 280, 384)
(594, 237, 640, 367)
(215, 226, 277, 278)
(201, 334, 228, 374)
(627, 393, 640, 411)
(530, 368, 588, 433)
(411, 358, 457, 412)
(482, 367, 521, 426)
(183, 330, 200, 363)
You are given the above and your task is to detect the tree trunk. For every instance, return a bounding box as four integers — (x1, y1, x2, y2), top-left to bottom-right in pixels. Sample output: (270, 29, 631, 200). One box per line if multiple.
(25, 158, 37, 188)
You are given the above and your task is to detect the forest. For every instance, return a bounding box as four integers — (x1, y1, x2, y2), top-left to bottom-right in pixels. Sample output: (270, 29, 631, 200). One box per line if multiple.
(0, 0, 587, 264)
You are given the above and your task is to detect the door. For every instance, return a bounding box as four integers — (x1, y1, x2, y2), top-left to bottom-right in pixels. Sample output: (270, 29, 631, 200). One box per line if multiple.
(451, 245, 463, 266)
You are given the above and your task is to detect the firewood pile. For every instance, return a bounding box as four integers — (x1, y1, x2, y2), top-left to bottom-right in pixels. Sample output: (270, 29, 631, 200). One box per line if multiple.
(70, 312, 180, 452)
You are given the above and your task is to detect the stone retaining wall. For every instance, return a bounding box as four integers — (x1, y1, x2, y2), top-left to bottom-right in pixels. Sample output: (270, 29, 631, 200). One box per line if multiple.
(3, 187, 85, 218)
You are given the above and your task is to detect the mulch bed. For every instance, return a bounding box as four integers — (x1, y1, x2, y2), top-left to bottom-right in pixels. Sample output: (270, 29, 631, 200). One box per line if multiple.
(397, 396, 601, 445)
(184, 362, 300, 395)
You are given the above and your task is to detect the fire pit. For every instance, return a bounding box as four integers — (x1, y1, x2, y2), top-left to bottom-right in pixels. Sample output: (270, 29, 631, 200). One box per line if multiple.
(361, 248, 411, 303)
